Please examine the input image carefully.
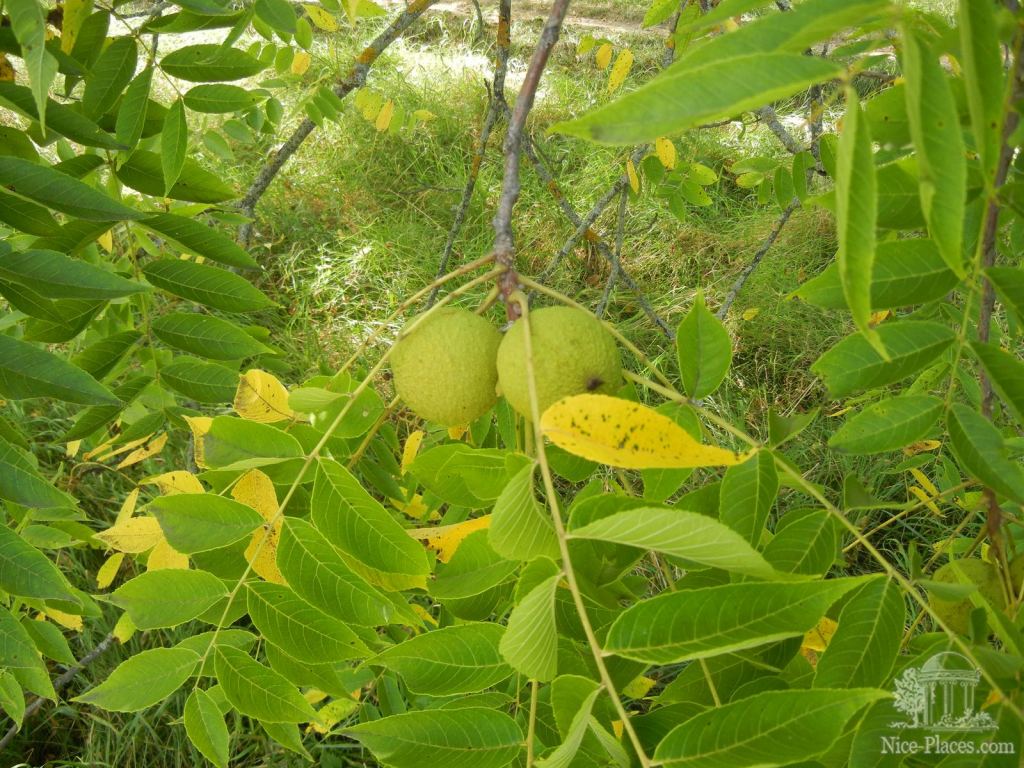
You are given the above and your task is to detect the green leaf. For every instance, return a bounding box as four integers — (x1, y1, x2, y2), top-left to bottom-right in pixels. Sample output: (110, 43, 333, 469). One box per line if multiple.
(246, 581, 367, 663)
(21, 616, 75, 664)
(64, 373, 150, 441)
(811, 321, 955, 398)
(606, 575, 872, 664)
(161, 357, 238, 403)
(641, 402, 701, 501)
(0, 82, 123, 149)
(0, 523, 77, 601)
(117, 151, 235, 204)
(82, 37, 137, 118)
(0, 335, 119, 405)
(0, 249, 145, 299)
(184, 84, 266, 113)
(7, 0, 57, 133)
(111, 569, 228, 629)
(343, 708, 523, 768)
(537, 676, 602, 768)
(70, 330, 141, 380)
(499, 571, 560, 681)
(970, 341, 1024, 423)
(432, 529, 519, 601)
(0, 439, 75, 509)
(488, 460, 560, 562)
(654, 688, 888, 767)
(259, 719, 312, 760)
(143, 259, 273, 312)
(902, 29, 967, 276)
(151, 312, 271, 360)
(836, 86, 881, 352)
(568, 506, 778, 579)
(215, 645, 317, 723)
(762, 508, 840, 576)
(959, 0, 1004, 180)
(718, 450, 777, 547)
(552, 53, 840, 145)
(161, 98, 188, 196)
(160, 44, 266, 82)
(0, 607, 53, 699)
(0, 157, 141, 221)
(149, 493, 263, 554)
(277, 517, 399, 627)
(676, 292, 731, 399)
(829, 395, 943, 454)
(372, 624, 511, 696)
(947, 403, 1024, 504)
(75, 648, 199, 712)
(184, 689, 229, 768)
(814, 578, 903, 689)
(255, 0, 297, 34)
(115, 66, 155, 149)
(794, 239, 958, 310)
(311, 458, 429, 588)
(200, 416, 304, 469)
(984, 266, 1024, 326)
(0, 670, 25, 728)
(409, 445, 530, 508)
(0, 189, 58, 236)
(137, 213, 259, 270)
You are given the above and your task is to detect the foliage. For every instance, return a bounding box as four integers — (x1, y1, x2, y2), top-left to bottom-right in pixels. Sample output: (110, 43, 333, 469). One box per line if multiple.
(1, 0, 1023, 766)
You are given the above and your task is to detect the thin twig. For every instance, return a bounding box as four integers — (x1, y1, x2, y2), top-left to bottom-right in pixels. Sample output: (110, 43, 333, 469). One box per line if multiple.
(238, 0, 437, 245)
(597, 185, 629, 318)
(0, 633, 117, 752)
(755, 105, 805, 155)
(717, 199, 799, 319)
(491, 0, 572, 315)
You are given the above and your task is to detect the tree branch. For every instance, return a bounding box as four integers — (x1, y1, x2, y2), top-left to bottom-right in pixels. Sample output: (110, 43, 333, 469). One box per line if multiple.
(597, 186, 629, 318)
(756, 104, 805, 155)
(238, 0, 437, 245)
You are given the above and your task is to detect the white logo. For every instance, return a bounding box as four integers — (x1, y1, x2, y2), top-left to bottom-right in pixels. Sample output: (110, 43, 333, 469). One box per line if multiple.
(890, 651, 997, 732)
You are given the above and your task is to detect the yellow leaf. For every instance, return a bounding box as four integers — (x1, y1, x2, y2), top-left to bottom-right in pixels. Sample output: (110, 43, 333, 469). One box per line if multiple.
(612, 720, 624, 740)
(408, 515, 491, 563)
(401, 430, 424, 474)
(446, 424, 467, 441)
(291, 50, 312, 76)
(232, 469, 279, 520)
(622, 675, 656, 699)
(654, 137, 676, 170)
(741, 308, 760, 321)
(391, 492, 431, 521)
(410, 603, 438, 626)
(909, 467, 939, 498)
(96, 552, 125, 589)
(235, 370, 295, 423)
(903, 439, 941, 455)
(116, 487, 140, 524)
(375, 100, 395, 132)
(869, 309, 891, 327)
(97, 229, 113, 252)
(116, 432, 168, 469)
(304, 689, 329, 705)
(113, 612, 136, 643)
(595, 42, 613, 71)
(0, 55, 13, 83)
(607, 49, 634, 94)
(91, 434, 152, 463)
(96, 516, 164, 553)
(310, 698, 359, 734)
(827, 406, 853, 418)
(626, 158, 640, 194)
(909, 485, 943, 517)
(184, 416, 212, 469)
(412, 109, 436, 122)
(142, 471, 204, 495)
(235, 470, 286, 584)
(44, 608, 83, 632)
(66, 440, 82, 458)
(304, 4, 338, 31)
(147, 538, 190, 571)
(801, 616, 838, 652)
(61, 0, 93, 53)
(540, 394, 751, 469)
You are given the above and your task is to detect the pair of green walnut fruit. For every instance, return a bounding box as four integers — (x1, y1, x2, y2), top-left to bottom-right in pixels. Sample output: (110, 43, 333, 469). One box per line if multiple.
(927, 556, 1024, 634)
(390, 305, 621, 427)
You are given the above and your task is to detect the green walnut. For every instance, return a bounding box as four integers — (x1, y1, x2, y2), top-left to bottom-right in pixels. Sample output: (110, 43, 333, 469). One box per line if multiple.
(496, 305, 621, 419)
(926, 558, 1005, 635)
(390, 307, 501, 427)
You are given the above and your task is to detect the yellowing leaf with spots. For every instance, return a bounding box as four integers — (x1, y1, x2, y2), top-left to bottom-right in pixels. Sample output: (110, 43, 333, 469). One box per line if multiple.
(61, 0, 93, 53)
(411, 603, 438, 626)
(96, 516, 164, 553)
(184, 415, 212, 468)
(607, 49, 634, 94)
(408, 515, 491, 563)
(540, 394, 751, 469)
(802, 616, 838, 652)
(234, 469, 286, 584)
(375, 100, 395, 132)
(142, 471, 204, 495)
(310, 698, 359, 734)
(401, 430, 424, 474)
(0, 55, 13, 83)
(147, 538, 190, 570)
(904, 439, 941, 455)
(235, 370, 295, 423)
(626, 158, 640, 194)
(96, 552, 125, 589)
(116, 487, 140, 524)
(116, 432, 168, 469)
(595, 42, 613, 71)
(655, 137, 677, 170)
(304, 4, 338, 31)
(291, 51, 312, 75)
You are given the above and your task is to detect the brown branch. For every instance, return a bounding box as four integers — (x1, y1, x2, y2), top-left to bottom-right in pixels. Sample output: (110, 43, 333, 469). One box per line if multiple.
(237, 0, 437, 245)
(491, 0, 572, 317)
(756, 105, 805, 155)
(0, 633, 117, 752)
(597, 186, 629, 318)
